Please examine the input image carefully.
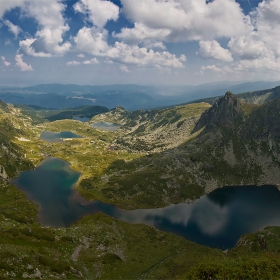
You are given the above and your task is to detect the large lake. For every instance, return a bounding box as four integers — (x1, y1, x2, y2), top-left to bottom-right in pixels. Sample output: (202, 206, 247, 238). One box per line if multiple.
(11, 157, 280, 249)
(91, 122, 121, 132)
(40, 131, 83, 142)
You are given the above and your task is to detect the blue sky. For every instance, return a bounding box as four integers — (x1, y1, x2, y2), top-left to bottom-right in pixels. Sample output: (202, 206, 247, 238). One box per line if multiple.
(0, 0, 279, 86)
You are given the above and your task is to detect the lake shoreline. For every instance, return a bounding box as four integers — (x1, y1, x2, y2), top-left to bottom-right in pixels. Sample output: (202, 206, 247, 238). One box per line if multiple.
(11, 158, 280, 249)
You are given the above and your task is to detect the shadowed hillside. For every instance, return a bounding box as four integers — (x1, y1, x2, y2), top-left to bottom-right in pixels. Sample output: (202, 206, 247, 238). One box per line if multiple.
(83, 92, 280, 210)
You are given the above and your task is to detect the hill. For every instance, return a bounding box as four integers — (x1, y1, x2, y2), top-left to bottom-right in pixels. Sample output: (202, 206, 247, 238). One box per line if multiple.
(0, 81, 279, 110)
(1, 94, 280, 279)
(87, 92, 280, 210)
(91, 103, 211, 153)
(0, 99, 225, 279)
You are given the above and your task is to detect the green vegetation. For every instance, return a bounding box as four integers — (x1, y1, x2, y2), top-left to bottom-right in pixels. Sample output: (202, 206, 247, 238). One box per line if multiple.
(1, 92, 280, 279)
(44, 105, 109, 122)
(0, 178, 224, 279)
(15, 104, 109, 122)
(186, 226, 280, 279)
(186, 255, 280, 280)
(92, 102, 211, 153)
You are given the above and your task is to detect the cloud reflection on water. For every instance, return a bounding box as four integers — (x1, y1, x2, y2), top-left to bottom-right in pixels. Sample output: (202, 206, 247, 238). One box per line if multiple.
(115, 194, 229, 236)
(12, 158, 280, 249)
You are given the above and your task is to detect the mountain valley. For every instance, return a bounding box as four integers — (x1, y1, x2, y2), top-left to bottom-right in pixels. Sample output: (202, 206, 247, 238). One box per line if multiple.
(0, 86, 280, 279)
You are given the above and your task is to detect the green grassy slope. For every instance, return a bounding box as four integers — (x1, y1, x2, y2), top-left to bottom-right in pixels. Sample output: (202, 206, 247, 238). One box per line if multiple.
(0, 101, 224, 279)
(1, 97, 280, 279)
(92, 102, 211, 153)
(15, 104, 109, 122)
(91, 92, 280, 209)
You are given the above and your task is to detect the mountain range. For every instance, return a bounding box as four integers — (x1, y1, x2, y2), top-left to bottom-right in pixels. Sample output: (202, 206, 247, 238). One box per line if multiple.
(1, 84, 280, 278)
(0, 80, 279, 110)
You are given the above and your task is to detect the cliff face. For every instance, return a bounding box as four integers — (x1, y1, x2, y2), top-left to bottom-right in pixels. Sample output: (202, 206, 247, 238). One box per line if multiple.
(99, 92, 280, 209)
(194, 91, 244, 133)
(242, 97, 280, 140)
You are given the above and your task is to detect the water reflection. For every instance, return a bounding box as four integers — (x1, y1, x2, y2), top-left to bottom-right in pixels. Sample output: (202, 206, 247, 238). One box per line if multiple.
(40, 131, 83, 142)
(102, 186, 280, 249)
(91, 122, 121, 132)
(72, 117, 90, 122)
(11, 158, 280, 249)
(11, 157, 98, 227)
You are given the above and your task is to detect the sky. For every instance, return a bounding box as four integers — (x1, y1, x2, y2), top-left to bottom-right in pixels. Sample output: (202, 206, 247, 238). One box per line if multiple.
(0, 0, 279, 86)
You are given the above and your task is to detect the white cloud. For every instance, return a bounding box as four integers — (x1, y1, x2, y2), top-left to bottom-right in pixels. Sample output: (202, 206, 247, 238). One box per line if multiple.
(67, 58, 99, 66)
(74, 0, 119, 28)
(228, 0, 280, 72)
(254, 0, 280, 28)
(19, 0, 71, 57)
(14, 54, 33, 71)
(106, 42, 185, 68)
(0, 0, 25, 18)
(120, 65, 130, 73)
(114, 22, 170, 44)
(74, 27, 110, 56)
(201, 65, 223, 73)
(144, 41, 166, 50)
(228, 35, 268, 60)
(233, 55, 280, 72)
(180, 54, 187, 62)
(0, 0, 71, 56)
(119, 0, 252, 42)
(77, 54, 85, 58)
(1, 56, 11, 67)
(83, 58, 99, 65)
(197, 40, 233, 62)
(5, 40, 11, 46)
(66, 61, 81, 66)
(3, 20, 22, 38)
(223, 65, 234, 73)
(73, 27, 185, 68)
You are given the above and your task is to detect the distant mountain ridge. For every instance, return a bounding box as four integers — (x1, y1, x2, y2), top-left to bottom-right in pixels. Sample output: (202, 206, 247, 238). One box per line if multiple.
(0, 89, 280, 278)
(0, 81, 279, 110)
(189, 85, 280, 106)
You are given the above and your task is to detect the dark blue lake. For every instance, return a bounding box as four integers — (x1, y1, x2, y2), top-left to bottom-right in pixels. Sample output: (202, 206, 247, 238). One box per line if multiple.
(40, 131, 83, 142)
(91, 122, 121, 132)
(11, 157, 280, 249)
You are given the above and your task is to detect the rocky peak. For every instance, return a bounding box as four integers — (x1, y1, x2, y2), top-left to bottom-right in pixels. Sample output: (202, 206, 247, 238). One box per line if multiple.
(113, 105, 127, 113)
(224, 91, 235, 102)
(193, 91, 243, 133)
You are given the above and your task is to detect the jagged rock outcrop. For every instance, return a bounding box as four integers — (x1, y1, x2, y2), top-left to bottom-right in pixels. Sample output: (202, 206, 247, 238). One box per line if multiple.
(194, 91, 243, 133)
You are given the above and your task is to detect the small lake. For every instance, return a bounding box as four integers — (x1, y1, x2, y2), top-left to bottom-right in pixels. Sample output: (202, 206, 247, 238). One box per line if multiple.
(40, 131, 83, 142)
(91, 122, 121, 132)
(11, 157, 280, 249)
(73, 117, 90, 122)
(11, 157, 99, 227)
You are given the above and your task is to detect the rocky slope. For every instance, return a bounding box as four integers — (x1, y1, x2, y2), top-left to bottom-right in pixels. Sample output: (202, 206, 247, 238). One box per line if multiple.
(91, 103, 211, 153)
(0, 99, 224, 280)
(95, 92, 280, 209)
(1, 96, 280, 279)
